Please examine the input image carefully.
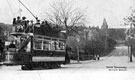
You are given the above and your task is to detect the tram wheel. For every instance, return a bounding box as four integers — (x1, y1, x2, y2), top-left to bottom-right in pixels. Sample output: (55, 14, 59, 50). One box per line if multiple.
(45, 63, 60, 69)
(21, 65, 27, 70)
(21, 65, 32, 70)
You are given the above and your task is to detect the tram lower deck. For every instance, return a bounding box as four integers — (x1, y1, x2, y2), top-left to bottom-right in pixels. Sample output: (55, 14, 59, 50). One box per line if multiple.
(0, 34, 67, 70)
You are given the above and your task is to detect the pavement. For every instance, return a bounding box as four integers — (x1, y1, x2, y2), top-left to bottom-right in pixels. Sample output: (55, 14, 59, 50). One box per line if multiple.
(0, 45, 135, 80)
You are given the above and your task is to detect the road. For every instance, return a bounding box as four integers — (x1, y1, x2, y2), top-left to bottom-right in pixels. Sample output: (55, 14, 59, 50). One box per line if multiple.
(0, 45, 135, 80)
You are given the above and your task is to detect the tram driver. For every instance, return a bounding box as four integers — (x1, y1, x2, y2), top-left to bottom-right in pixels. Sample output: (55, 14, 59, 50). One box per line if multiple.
(8, 41, 16, 51)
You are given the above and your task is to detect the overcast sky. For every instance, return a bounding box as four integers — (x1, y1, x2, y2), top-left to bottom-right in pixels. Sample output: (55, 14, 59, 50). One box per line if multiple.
(0, 0, 134, 28)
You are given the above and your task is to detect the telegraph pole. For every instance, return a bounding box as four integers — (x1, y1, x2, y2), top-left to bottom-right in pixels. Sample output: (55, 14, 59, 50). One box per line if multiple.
(130, 23, 133, 62)
(84, 29, 89, 55)
(76, 35, 80, 63)
(127, 37, 130, 60)
(77, 46, 80, 63)
(130, 39, 133, 62)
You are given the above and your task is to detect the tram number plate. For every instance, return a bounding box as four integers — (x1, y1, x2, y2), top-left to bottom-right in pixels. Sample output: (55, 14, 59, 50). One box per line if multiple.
(6, 55, 13, 60)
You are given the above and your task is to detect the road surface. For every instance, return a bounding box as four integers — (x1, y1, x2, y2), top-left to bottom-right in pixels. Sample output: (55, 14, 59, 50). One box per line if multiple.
(0, 45, 135, 80)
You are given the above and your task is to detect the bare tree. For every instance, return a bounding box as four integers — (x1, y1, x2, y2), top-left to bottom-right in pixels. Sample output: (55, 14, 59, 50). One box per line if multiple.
(123, 7, 135, 39)
(124, 7, 135, 26)
(45, 1, 87, 38)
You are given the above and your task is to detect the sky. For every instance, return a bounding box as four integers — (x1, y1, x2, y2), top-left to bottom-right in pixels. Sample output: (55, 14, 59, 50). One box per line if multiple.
(0, 0, 134, 28)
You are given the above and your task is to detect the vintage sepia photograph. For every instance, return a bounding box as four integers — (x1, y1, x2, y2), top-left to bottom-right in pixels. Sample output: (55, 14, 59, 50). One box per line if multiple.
(0, 0, 135, 80)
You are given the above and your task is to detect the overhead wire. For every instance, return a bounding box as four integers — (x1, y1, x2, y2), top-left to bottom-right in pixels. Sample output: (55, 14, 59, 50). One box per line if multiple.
(19, 0, 21, 17)
(6, 0, 14, 18)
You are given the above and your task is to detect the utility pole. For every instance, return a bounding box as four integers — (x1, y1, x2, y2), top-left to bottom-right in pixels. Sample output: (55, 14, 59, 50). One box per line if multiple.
(130, 23, 133, 62)
(128, 37, 130, 60)
(76, 35, 80, 63)
(77, 46, 80, 63)
(130, 39, 133, 62)
(84, 29, 89, 55)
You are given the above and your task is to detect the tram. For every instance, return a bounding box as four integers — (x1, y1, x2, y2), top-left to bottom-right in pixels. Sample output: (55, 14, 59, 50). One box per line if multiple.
(0, 0, 70, 70)
(0, 16, 67, 70)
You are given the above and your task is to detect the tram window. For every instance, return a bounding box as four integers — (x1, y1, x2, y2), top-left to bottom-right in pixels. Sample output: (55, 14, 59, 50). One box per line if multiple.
(59, 41, 65, 50)
(34, 40, 42, 50)
(43, 41, 50, 50)
(55, 42, 59, 50)
(51, 40, 65, 51)
(51, 41, 59, 50)
(51, 41, 55, 50)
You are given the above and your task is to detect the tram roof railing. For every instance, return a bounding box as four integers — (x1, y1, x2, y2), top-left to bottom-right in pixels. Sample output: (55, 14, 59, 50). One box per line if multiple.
(34, 34, 66, 41)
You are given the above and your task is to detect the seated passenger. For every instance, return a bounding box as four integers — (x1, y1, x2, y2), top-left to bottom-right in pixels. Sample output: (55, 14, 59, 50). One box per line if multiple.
(18, 27, 23, 32)
(16, 16, 21, 25)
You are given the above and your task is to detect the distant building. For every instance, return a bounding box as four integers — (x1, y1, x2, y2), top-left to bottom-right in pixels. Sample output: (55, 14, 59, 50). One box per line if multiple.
(87, 27, 100, 41)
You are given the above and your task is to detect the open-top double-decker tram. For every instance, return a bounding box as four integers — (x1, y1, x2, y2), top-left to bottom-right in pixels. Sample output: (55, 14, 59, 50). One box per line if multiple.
(0, 0, 70, 70)
(0, 16, 67, 70)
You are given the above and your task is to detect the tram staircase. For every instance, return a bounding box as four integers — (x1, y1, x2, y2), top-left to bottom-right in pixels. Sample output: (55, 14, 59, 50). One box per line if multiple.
(24, 25, 33, 33)
(18, 24, 33, 52)
(18, 36, 31, 52)
(18, 25, 34, 52)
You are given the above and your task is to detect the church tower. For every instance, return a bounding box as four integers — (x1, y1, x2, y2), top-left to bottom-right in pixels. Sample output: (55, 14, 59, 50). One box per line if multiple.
(101, 18, 108, 51)
(101, 18, 108, 29)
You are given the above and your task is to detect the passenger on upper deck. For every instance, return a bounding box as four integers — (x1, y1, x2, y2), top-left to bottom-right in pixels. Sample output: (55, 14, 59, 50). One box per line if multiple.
(36, 20, 40, 27)
(26, 20, 29, 27)
(13, 16, 22, 32)
(35, 17, 40, 27)
(18, 26, 23, 32)
(28, 20, 34, 33)
(23, 20, 30, 33)
(16, 16, 21, 25)
(22, 16, 26, 28)
(13, 18, 16, 25)
(29, 20, 33, 27)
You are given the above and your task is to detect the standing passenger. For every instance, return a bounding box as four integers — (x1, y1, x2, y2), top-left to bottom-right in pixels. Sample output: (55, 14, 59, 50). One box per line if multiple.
(16, 16, 21, 25)
(65, 45, 71, 64)
(13, 18, 16, 25)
